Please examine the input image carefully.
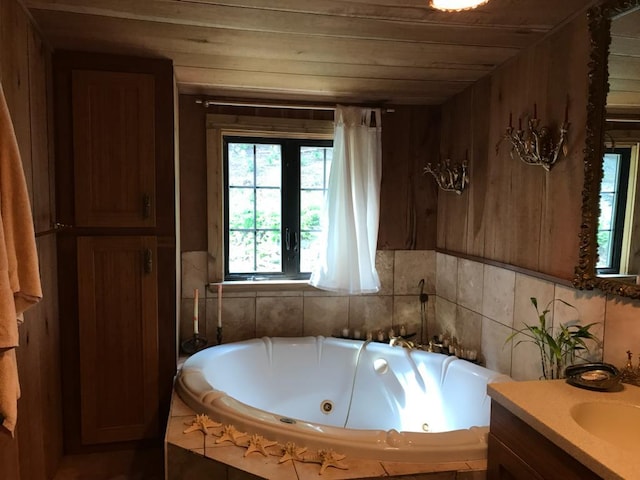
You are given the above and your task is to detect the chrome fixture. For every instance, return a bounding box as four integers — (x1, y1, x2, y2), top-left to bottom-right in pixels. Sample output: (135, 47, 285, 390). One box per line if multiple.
(423, 158, 469, 195)
(496, 102, 570, 171)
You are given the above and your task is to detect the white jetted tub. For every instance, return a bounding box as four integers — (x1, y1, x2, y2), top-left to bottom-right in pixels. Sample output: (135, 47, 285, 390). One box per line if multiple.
(175, 336, 511, 462)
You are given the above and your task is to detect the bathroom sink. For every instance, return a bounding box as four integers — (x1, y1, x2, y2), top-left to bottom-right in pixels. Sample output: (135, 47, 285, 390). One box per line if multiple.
(570, 401, 640, 453)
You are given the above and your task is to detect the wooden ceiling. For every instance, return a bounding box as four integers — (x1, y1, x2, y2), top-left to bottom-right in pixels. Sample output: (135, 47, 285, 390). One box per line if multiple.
(608, 8, 640, 120)
(26, 0, 594, 105)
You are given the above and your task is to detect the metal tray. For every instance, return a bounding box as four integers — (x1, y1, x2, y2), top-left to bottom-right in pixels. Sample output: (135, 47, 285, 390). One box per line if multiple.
(565, 363, 622, 391)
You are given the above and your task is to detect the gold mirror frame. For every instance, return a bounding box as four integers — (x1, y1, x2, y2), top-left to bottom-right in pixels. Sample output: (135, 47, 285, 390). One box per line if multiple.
(574, 0, 640, 298)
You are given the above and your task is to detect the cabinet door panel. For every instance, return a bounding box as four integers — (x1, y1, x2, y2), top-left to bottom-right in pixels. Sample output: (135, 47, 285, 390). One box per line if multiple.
(73, 70, 156, 227)
(77, 236, 159, 444)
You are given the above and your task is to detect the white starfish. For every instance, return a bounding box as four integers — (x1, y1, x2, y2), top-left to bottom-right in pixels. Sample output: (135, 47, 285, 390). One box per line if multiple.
(182, 414, 222, 435)
(215, 424, 247, 445)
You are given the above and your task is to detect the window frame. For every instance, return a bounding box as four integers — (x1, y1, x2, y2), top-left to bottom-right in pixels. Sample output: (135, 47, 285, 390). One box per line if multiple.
(597, 147, 632, 274)
(223, 136, 333, 281)
(206, 114, 334, 285)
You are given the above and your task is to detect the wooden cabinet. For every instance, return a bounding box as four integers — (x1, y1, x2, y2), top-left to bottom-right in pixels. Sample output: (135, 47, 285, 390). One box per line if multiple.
(72, 70, 156, 228)
(77, 236, 159, 444)
(54, 52, 176, 451)
(487, 401, 602, 480)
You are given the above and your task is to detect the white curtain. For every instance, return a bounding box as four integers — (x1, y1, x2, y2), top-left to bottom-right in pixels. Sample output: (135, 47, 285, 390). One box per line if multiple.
(310, 105, 382, 294)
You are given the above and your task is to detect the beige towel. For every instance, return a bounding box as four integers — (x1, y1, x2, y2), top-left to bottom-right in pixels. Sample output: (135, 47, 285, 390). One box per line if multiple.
(0, 81, 43, 435)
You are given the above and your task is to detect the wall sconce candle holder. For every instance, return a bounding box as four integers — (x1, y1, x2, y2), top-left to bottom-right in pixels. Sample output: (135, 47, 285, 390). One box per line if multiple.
(423, 158, 469, 195)
(496, 105, 570, 171)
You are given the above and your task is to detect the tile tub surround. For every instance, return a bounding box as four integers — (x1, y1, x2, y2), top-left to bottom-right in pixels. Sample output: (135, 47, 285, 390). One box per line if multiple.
(434, 252, 638, 381)
(165, 393, 488, 480)
(180, 249, 640, 380)
(179, 250, 437, 347)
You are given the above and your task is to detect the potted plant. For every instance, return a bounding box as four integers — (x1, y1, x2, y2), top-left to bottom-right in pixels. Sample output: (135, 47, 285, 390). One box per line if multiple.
(506, 297, 600, 380)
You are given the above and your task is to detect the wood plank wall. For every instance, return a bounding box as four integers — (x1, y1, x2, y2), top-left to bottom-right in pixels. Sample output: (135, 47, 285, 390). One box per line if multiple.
(178, 97, 439, 253)
(437, 12, 590, 281)
(0, 0, 62, 479)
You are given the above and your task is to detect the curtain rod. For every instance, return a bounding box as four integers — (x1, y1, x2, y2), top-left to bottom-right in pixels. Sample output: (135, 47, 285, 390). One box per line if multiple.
(195, 98, 335, 111)
(195, 98, 394, 112)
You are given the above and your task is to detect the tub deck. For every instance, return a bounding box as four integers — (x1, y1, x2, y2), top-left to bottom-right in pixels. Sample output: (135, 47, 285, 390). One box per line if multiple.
(165, 391, 487, 480)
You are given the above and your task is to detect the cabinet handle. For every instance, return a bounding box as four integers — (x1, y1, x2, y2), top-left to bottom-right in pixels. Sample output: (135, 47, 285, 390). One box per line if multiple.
(144, 248, 153, 274)
(142, 193, 152, 219)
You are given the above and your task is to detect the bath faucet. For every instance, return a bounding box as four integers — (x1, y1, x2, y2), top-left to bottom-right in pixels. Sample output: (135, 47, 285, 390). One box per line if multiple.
(389, 336, 416, 350)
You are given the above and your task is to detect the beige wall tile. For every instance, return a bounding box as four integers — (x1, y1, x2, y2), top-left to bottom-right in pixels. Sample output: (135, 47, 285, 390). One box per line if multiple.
(482, 265, 515, 326)
(376, 249, 395, 295)
(603, 296, 640, 368)
(394, 250, 436, 295)
(182, 251, 209, 297)
(208, 296, 256, 343)
(481, 317, 512, 375)
(554, 285, 605, 363)
(303, 296, 349, 337)
(457, 258, 483, 314)
(255, 296, 303, 337)
(455, 306, 482, 354)
(434, 296, 456, 339)
(393, 295, 423, 340)
(436, 253, 458, 302)
(348, 295, 393, 334)
(514, 274, 555, 329)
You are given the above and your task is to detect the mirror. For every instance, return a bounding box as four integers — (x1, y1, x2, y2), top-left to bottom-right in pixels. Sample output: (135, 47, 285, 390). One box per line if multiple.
(575, 0, 640, 298)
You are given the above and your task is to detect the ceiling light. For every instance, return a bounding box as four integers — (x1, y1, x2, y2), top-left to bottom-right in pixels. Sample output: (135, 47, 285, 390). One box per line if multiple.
(430, 0, 489, 11)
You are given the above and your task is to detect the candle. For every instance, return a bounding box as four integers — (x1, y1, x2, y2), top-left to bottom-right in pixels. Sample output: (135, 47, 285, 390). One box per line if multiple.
(217, 284, 223, 328)
(193, 288, 199, 335)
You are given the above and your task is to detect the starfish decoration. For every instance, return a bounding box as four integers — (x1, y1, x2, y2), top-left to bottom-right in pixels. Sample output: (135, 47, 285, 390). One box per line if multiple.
(182, 414, 222, 435)
(307, 449, 349, 475)
(243, 434, 278, 457)
(277, 442, 307, 463)
(215, 424, 248, 445)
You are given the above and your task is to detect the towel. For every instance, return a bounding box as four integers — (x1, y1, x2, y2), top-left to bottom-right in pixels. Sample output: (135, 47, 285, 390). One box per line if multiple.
(0, 81, 43, 435)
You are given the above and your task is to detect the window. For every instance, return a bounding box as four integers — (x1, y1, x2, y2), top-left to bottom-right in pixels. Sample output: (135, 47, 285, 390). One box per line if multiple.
(224, 136, 332, 280)
(597, 148, 631, 274)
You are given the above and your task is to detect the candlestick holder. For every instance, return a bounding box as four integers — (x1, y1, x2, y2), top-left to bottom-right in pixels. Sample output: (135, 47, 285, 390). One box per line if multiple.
(496, 105, 570, 172)
(217, 326, 223, 345)
(423, 158, 469, 194)
(181, 333, 208, 355)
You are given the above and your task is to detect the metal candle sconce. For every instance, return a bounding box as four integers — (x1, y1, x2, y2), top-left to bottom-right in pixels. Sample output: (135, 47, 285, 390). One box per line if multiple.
(423, 158, 469, 195)
(496, 102, 570, 171)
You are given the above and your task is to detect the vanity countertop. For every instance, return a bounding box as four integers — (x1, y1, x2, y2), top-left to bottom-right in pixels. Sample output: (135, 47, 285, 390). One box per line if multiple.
(488, 380, 640, 480)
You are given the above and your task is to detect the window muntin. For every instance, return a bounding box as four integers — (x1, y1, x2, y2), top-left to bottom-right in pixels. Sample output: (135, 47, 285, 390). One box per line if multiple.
(224, 136, 332, 280)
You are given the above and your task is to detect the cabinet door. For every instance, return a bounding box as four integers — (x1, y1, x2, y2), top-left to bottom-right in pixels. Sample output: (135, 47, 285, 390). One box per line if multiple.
(77, 236, 159, 444)
(72, 70, 156, 227)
